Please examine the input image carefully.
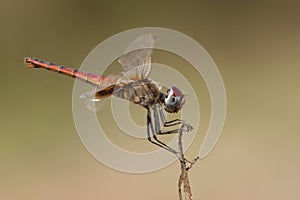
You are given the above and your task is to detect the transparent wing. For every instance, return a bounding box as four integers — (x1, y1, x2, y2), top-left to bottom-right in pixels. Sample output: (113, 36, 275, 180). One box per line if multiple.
(118, 34, 156, 79)
(80, 34, 156, 112)
(89, 75, 119, 91)
(84, 98, 110, 112)
(120, 56, 151, 80)
(80, 89, 112, 112)
(80, 75, 119, 112)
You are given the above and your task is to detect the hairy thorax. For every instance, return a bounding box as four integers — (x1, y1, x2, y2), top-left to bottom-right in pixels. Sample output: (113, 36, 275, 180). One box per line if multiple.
(114, 79, 162, 108)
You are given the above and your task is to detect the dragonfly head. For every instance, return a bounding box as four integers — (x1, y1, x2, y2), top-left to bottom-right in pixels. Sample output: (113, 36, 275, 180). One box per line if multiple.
(163, 86, 185, 113)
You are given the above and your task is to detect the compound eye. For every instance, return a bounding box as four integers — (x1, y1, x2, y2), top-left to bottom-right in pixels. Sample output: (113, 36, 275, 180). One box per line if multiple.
(172, 86, 183, 97)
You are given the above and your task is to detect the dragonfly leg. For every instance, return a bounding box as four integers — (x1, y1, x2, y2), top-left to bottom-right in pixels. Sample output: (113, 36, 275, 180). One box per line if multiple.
(157, 125, 193, 135)
(162, 119, 193, 133)
(146, 108, 179, 156)
(164, 119, 182, 127)
(158, 107, 193, 135)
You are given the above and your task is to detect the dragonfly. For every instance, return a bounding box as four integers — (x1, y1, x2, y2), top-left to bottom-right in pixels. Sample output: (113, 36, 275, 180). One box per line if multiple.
(24, 34, 193, 157)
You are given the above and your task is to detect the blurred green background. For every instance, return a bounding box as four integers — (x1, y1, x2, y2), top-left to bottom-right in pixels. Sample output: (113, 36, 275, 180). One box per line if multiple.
(1, 0, 300, 199)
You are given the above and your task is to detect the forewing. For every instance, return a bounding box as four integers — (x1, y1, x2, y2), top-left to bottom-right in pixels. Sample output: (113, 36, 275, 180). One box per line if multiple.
(118, 34, 156, 79)
(121, 56, 151, 80)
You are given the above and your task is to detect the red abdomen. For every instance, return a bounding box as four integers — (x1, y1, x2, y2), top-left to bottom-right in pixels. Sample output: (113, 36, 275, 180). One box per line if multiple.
(24, 57, 111, 86)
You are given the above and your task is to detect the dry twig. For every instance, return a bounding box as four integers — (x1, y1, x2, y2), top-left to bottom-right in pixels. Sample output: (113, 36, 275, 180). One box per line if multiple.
(178, 122, 199, 200)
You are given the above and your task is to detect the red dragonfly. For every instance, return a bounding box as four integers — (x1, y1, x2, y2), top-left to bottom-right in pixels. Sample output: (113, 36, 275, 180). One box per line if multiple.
(25, 34, 192, 156)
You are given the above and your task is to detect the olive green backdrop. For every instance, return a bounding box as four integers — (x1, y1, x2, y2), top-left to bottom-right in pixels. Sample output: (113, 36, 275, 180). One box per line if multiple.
(1, 0, 299, 199)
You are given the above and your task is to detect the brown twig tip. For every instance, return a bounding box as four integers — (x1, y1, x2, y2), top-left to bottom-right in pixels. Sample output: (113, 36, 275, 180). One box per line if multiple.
(186, 156, 200, 171)
(177, 122, 199, 200)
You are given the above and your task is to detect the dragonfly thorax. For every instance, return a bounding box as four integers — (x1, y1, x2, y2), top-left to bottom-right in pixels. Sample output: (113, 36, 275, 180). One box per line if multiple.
(114, 79, 162, 108)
